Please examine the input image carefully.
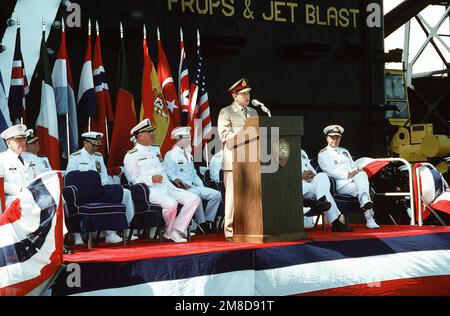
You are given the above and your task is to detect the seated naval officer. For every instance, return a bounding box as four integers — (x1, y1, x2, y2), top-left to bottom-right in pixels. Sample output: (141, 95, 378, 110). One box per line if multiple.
(301, 149, 353, 232)
(209, 149, 223, 183)
(318, 125, 379, 229)
(164, 126, 221, 234)
(0, 124, 35, 209)
(22, 129, 52, 179)
(66, 131, 136, 245)
(123, 119, 200, 243)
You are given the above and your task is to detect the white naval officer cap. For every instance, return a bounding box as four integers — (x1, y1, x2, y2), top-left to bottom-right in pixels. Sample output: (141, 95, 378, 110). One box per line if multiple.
(445, 157, 450, 163)
(130, 118, 156, 136)
(323, 125, 344, 136)
(1, 124, 27, 140)
(82, 131, 103, 146)
(25, 129, 39, 144)
(171, 126, 191, 138)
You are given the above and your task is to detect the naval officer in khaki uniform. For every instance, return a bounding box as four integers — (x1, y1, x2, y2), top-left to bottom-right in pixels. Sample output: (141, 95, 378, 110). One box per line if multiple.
(22, 129, 52, 179)
(318, 125, 379, 229)
(217, 78, 258, 239)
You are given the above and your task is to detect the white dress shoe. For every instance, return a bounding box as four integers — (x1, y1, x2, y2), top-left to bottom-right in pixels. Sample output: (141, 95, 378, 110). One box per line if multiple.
(129, 235, 139, 241)
(163, 231, 187, 243)
(365, 216, 380, 229)
(105, 231, 123, 243)
(180, 231, 196, 238)
(73, 233, 84, 246)
(148, 227, 157, 239)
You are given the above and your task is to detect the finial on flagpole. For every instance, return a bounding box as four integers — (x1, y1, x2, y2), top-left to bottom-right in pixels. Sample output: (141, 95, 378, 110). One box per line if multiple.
(196, 29, 200, 46)
(120, 22, 123, 39)
(17, 18, 20, 29)
(157, 27, 160, 41)
(96, 20, 99, 36)
(88, 18, 91, 36)
(143, 24, 146, 39)
(42, 18, 46, 32)
(180, 27, 183, 40)
(61, 17, 65, 32)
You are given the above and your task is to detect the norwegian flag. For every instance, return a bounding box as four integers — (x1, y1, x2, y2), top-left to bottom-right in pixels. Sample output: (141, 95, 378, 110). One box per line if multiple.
(8, 24, 29, 124)
(77, 20, 97, 133)
(188, 30, 212, 148)
(91, 21, 114, 155)
(178, 28, 190, 126)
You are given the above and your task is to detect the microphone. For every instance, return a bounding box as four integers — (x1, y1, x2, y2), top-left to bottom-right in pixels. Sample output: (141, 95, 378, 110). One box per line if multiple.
(251, 99, 271, 117)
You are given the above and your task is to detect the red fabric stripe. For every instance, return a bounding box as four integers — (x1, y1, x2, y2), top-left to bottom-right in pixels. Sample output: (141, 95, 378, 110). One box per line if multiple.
(0, 199, 22, 227)
(0, 173, 64, 296)
(297, 275, 450, 296)
(11, 67, 22, 79)
(64, 225, 450, 264)
(430, 200, 450, 214)
(0, 177, 5, 213)
(36, 126, 61, 170)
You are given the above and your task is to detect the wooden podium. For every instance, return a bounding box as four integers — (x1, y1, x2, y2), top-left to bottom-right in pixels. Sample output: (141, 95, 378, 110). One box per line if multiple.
(230, 116, 306, 242)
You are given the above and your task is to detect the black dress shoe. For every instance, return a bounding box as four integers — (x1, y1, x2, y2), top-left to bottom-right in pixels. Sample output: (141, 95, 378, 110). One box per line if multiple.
(362, 201, 374, 210)
(331, 220, 354, 232)
(317, 196, 332, 212)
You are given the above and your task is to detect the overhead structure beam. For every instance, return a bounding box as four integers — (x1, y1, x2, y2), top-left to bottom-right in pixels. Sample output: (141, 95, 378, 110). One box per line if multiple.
(384, 0, 435, 38)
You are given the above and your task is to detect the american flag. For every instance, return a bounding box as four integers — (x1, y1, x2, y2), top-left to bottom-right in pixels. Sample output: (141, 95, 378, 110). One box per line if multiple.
(8, 24, 29, 124)
(189, 30, 212, 148)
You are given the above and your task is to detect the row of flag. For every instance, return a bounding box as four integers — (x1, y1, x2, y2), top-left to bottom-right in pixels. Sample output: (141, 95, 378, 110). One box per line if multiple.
(0, 19, 212, 171)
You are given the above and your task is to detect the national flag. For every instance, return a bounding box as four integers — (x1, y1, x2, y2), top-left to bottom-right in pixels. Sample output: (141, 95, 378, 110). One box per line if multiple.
(8, 23, 29, 124)
(0, 171, 64, 296)
(107, 23, 136, 170)
(178, 28, 190, 126)
(0, 70, 12, 152)
(188, 30, 212, 149)
(158, 28, 181, 128)
(77, 20, 97, 133)
(91, 21, 114, 156)
(139, 26, 171, 155)
(52, 19, 78, 158)
(35, 25, 60, 170)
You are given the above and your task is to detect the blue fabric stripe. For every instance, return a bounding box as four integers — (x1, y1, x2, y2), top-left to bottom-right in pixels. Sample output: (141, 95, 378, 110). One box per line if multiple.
(0, 177, 57, 268)
(78, 88, 97, 122)
(53, 232, 450, 295)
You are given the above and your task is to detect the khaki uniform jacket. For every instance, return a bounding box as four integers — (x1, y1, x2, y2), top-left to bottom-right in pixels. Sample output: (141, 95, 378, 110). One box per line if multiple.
(217, 102, 258, 171)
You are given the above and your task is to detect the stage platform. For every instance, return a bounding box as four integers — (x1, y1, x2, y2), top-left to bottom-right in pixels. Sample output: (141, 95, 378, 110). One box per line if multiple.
(52, 225, 450, 296)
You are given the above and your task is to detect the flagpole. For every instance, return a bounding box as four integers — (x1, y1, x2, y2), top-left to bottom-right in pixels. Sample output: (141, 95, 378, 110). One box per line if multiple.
(96, 20, 110, 154)
(87, 18, 91, 132)
(18, 19, 24, 125)
(62, 18, 71, 155)
(205, 142, 210, 168)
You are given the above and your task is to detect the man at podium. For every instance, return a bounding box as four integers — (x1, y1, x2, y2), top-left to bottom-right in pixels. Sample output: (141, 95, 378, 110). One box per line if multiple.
(217, 78, 258, 239)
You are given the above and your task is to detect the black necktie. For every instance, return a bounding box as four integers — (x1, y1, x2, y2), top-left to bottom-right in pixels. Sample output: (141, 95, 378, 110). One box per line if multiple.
(18, 155, 24, 165)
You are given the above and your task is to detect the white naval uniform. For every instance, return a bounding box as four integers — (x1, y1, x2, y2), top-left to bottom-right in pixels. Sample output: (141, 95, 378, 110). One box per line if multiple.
(301, 149, 340, 223)
(123, 143, 200, 236)
(66, 148, 135, 224)
(0, 149, 35, 207)
(209, 150, 223, 183)
(164, 146, 221, 226)
(22, 152, 52, 179)
(317, 145, 372, 208)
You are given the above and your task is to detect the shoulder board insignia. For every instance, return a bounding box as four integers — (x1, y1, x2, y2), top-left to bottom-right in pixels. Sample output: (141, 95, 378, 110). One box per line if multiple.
(151, 145, 160, 148)
(127, 148, 138, 154)
(94, 152, 102, 156)
(37, 154, 45, 158)
(71, 150, 81, 156)
(319, 147, 327, 152)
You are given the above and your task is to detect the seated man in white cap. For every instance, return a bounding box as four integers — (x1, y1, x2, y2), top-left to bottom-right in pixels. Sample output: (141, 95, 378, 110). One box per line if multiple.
(123, 119, 200, 243)
(22, 129, 52, 179)
(301, 149, 353, 232)
(318, 125, 379, 229)
(66, 131, 136, 245)
(164, 126, 221, 234)
(0, 124, 35, 209)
